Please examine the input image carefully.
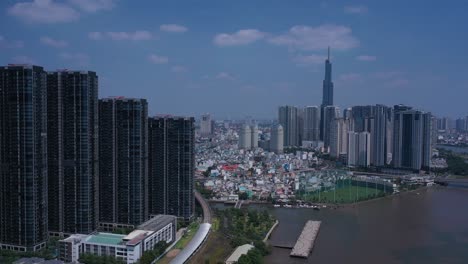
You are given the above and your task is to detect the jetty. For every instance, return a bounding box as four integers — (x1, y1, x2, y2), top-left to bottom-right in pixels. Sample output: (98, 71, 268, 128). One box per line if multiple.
(290, 220, 321, 258)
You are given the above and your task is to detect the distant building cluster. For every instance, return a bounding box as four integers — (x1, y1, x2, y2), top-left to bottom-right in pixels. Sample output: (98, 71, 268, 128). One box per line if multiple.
(273, 49, 436, 171)
(0, 64, 195, 260)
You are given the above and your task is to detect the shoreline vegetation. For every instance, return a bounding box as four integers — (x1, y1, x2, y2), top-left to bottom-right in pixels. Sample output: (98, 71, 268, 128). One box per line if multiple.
(188, 208, 276, 264)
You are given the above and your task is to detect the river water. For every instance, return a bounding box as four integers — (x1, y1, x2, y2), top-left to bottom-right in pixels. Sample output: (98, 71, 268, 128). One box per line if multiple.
(262, 187, 468, 264)
(436, 145, 468, 154)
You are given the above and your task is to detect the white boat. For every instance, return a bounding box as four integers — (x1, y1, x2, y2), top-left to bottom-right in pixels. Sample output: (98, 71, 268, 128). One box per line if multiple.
(273, 204, 281, 208)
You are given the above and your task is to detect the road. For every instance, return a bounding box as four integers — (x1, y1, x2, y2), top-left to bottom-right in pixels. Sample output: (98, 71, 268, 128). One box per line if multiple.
(194, 190, 212, 223)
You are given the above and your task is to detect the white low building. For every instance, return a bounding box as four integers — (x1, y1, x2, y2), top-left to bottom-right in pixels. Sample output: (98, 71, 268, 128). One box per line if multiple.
(59, 215, 176, 264)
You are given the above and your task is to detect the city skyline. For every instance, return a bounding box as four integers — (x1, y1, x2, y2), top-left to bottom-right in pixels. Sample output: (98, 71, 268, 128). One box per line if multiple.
(0, 1, 467, 119)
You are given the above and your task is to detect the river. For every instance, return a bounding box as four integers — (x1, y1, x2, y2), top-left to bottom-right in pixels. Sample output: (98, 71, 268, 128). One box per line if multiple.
(437, 144, 468, 154)
(261, 187, 468, 264)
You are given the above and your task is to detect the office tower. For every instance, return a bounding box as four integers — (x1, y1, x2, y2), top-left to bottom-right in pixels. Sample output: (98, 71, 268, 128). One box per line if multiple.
(437, 117, 452, 132)
(303, 106, 320, 141)
(329, 118, 348, 158)
(239, 124, 252, 149)
(99, 98, 148, 226)
(422, 113, 433, 168)
(251, 124, 259, 148)
(322, 47, 334, 106)
(347, 132, 371, 167)
(200, 113, 212, 137)
(47, 70, 98, 235)
(456, 118, 467, 132)
(322, 106, 340, 149)
(270, 124, 284, 154)
(320, 47, 334, 140)
(393, 106, 432, 170)
(278, 106, 299, 146)
(0, 65, 48, 251)
(351, 105, 375, 133)
(148, 116, 195, 221)
(371, 105, 393, 166)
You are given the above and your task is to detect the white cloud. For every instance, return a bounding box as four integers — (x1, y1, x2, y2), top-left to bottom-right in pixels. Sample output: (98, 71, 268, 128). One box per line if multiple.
(171, 65, 187, 73)
(293, 54, 327, 66)
(148, 54, 168, 64)
(89, 31, 153, 41)
(11, 55, 36, 64)
(40, 36, 68, 48)
(68, 0, 115, 13)
(160, 24, 188, 33)
(214, 29, 266, 46)
(8, 0, 80, 24)
(344, 5, 368, 14)
(59, 52, 90, 66)
(268, 24, 359, 51)
(88, 32, 103, 40)
(0, 36, 24, 48)
(356, 55, 376, 61)
(215, 72, 235, 80)
(339, 73, 362, 82)
(372, 71, 403, 79)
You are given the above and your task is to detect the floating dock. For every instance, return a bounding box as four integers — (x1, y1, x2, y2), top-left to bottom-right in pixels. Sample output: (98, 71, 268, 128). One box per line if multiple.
(290, 220, 321, 258)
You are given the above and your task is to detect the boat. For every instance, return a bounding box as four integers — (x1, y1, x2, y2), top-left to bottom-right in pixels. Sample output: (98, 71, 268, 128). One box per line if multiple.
(273, 204, 281, 208)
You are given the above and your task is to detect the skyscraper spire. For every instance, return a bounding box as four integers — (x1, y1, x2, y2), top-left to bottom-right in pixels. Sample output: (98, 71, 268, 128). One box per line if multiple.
(328, 46, 330, 61)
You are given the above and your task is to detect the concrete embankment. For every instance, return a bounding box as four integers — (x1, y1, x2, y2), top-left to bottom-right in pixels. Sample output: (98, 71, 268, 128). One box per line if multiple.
(290, 220, 321, 258)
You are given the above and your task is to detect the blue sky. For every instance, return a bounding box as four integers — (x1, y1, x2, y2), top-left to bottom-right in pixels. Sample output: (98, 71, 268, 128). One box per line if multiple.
(1, 0, 467, 119)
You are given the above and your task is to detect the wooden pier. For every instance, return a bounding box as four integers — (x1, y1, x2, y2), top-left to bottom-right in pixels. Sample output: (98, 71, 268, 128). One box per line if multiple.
(290, 220, 321, 258)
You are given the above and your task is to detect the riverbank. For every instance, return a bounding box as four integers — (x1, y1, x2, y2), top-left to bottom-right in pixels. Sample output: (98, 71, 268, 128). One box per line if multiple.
(264, 186, 468, 264)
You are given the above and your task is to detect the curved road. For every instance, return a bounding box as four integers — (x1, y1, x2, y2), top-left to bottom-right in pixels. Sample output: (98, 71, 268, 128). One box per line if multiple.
(194, 190, 212, 223)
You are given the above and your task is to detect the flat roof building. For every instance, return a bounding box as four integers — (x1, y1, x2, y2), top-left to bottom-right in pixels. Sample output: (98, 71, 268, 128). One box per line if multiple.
(59, 215, 176, 264)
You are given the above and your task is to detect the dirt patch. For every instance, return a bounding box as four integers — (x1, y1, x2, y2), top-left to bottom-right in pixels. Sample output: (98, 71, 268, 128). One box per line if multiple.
(166, 249, 181, 258)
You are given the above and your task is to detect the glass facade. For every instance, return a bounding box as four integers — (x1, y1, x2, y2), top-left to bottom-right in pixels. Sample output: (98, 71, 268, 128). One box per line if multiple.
(0, 65, 48, 251)
(148, 116, 195, 221)
(47, 71, 99, 235)
(99, 98, 148, 226)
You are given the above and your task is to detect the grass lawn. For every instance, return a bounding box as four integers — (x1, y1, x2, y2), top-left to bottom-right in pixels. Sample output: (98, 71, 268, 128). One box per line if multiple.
(300, 185, 386, 203)
(188, 230, 232, 264)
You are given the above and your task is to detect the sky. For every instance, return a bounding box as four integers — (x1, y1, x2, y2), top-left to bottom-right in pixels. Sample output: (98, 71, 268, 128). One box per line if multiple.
(1, 0, 467, 119)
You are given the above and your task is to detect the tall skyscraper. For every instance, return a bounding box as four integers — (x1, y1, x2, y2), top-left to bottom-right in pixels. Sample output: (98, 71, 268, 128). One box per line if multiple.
(303, 106, 320, 141)
(322, 47, 334, 106)
(351, 105, 375, 133)
(239, 124, 252, 149)
(251, 124, 259, 148)
(270, 124, 284, 154)
(99, 98, 148, 226)
(0, 65, 48, 251)
(278, 106, 299, 146)
(393, 106, 432, 170)
(320, 47, 334, 140)
(347, 132, 371, 167)
(47, 70, 99, 235)
(371, 105, 393, 166)
(323, 106, 340, 149)
(148, 116, 195, 222)
(200, 113, 212, 137)
(329, 118, 348, 158)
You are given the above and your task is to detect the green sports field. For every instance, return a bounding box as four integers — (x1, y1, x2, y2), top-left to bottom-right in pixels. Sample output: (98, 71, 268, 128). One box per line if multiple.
(299, 185, 386, 204)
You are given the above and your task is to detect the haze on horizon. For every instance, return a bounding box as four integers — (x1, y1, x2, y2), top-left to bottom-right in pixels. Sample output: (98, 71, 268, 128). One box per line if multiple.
(1, 0, 467, 119)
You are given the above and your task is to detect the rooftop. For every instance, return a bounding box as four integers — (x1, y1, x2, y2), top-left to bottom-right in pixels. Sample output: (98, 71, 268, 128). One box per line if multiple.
(138, 214, 176, 231)
(86, 233, 125, 246)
